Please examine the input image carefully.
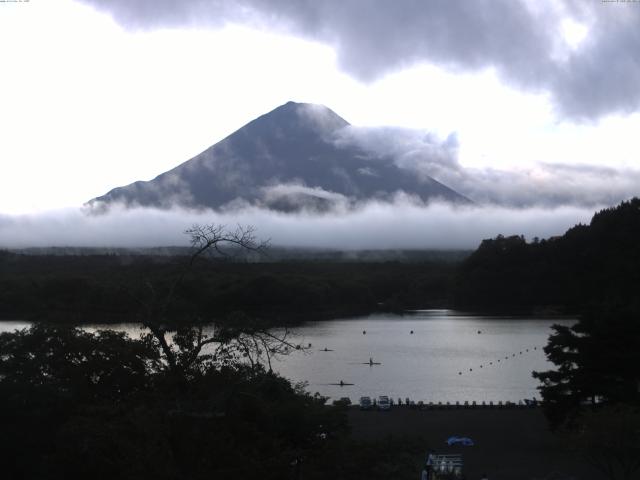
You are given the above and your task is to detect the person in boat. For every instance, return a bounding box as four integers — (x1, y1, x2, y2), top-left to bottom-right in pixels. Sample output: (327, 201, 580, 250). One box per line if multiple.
(369, 357, 373, 365)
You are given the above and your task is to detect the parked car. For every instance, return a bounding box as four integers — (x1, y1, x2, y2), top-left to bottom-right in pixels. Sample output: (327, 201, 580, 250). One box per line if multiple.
(332, 397, 352, 407)
(446, 436, 474, 446)
(378, 395, 391, 411)
(359, 396, 372, 410)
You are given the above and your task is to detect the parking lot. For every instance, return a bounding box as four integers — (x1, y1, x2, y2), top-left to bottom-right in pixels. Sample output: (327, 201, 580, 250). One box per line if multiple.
(347, 406, 598, 480)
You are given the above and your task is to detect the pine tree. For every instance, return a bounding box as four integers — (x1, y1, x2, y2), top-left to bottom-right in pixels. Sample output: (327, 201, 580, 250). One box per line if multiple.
(533, 308, 640, 429)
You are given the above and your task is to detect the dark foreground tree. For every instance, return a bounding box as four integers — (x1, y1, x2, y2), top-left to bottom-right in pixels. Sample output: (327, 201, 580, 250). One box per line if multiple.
(533, 308, 640, 429)
(0, 323, 159, 400)
(130, 224, 304, 384)
(532, 308, 640, 480)
(134, 225, 261, 373)
(0, 324, 159, 479)
(0, 323, 349, 480)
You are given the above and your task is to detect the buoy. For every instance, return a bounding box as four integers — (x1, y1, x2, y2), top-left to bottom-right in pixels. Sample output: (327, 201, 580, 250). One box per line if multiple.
(480, 365, 483, 368)
(489, 362, 493, 365)
(410, 330, 414, 334)
(363, 330, 366, 335)
(458, 372, 462, 375)
(469, 368, 473, 371)
(477, 330, 482, 334)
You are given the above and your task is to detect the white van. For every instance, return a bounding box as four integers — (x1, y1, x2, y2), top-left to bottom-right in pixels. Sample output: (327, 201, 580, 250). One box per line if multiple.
(378, 395, 391, 410)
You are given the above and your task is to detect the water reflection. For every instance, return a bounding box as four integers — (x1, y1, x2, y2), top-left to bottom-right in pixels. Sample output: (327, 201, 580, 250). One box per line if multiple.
(0, 310, 572, 402)
(270, 310, 573, 402)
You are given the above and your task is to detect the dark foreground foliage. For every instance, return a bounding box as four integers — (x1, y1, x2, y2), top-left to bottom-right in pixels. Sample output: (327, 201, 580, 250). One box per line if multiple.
(533, 308, 640, 429)
(0, 324, 426, 480)
(531, 305, 640, 479)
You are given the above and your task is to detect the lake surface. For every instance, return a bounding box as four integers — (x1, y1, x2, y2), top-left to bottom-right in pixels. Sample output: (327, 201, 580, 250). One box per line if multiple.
(0, 310, 572, 403)
(272, 310, 573, 403)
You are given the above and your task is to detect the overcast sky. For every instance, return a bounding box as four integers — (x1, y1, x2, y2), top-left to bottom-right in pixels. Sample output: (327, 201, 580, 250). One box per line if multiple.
(1, 0, 639, 247)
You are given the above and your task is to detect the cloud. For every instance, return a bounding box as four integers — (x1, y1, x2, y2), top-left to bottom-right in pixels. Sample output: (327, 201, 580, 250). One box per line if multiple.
(549, 1, 640, 119)
(332, 125, 640, 207)
(0, 201, 597, 250)
(78, 0, 640, 120)
(258, 181, 350, 212)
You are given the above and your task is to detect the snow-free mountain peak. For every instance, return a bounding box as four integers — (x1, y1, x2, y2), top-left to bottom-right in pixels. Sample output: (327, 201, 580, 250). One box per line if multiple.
(88, 101, 469, 211)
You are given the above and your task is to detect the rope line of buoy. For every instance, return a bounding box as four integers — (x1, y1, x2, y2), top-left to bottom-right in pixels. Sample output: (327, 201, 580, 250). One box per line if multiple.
(457, 345, 541, 376)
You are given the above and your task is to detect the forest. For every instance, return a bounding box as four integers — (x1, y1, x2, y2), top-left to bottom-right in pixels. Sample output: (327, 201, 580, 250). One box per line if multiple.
(0, 251, 457, 325)
(454, 198, 640, 314)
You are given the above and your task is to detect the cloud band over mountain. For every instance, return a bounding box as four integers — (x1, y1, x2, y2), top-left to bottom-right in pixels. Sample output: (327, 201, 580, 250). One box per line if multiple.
(334, 125, 640, 208)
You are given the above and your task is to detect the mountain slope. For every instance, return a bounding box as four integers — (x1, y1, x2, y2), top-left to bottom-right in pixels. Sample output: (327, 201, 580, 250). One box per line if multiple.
(89, 101, 470, 211)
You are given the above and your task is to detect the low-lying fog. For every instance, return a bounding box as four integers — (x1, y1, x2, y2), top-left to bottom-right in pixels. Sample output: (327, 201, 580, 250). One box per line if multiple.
(0, 200, 596, 250)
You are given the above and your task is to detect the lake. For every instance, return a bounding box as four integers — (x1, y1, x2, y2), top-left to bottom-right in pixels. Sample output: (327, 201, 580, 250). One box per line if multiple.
(0, 310, 572, 403)
(272, 310, 572, 403)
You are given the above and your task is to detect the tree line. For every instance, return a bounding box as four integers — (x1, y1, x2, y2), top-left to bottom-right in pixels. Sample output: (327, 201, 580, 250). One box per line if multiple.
(0, 251, 456, 325)
(454, 198, 640, 313)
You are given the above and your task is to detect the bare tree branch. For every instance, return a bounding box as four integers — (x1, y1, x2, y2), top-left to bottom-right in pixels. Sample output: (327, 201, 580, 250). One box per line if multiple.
(136, 225, 265, 375)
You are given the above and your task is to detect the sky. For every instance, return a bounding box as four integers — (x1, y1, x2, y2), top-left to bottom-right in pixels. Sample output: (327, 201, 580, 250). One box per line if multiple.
(1, 0, 640, 248)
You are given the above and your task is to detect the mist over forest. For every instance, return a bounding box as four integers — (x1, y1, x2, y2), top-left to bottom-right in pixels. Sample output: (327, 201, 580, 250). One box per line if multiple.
(1, 201, 597, 250)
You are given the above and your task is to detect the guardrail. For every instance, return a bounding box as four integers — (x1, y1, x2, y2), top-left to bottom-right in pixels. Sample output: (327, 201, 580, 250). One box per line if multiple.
(351, 398, 540, 409)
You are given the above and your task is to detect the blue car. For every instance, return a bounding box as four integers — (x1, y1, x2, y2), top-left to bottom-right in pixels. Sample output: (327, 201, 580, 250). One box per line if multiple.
(446, 436, 474, 446)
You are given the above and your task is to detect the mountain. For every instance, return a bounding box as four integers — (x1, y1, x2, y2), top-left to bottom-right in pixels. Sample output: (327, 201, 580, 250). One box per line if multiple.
(88, 101, 470, 211)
